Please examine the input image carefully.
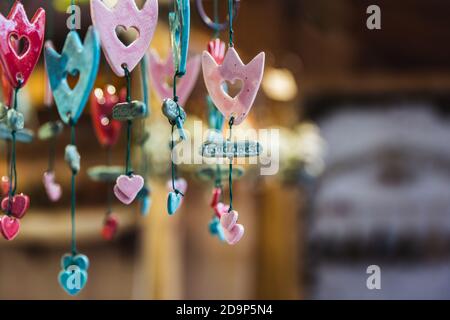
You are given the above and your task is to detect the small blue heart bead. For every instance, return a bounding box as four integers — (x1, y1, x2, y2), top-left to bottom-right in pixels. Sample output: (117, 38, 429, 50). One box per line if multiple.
(61, 253, 90, 271)
(65, 144, 81, 173)
(167, 191, 182, 215)
(58, 265, 88, 296)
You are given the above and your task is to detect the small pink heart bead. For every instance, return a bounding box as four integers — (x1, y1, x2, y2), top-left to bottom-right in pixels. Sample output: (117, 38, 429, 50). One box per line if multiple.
(166, 178, 188, 195)
(114, 174, 144, 205)
(224, 224, 244, 245)
(220, 210, 238, 231)
(148, 49, 201, 106)
(43, 171, 62, 202)
(214, 202, 230, 218)
(0, 215, 20, 240)
(202, 48, 265, 125)
(91, 0, 158, 76)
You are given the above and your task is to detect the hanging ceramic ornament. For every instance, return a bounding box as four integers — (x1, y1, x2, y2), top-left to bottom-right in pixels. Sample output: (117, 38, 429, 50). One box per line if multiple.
(45, 14, 100, 294)
(38, 40, 63, 203)
(148, 49, 201, 106)
(89, 85, 125, 240)
(162, 0, 191, 216)
(91, 0, 158, 205)
(199, 0, 264, 245)
(0, 1, 46, 241)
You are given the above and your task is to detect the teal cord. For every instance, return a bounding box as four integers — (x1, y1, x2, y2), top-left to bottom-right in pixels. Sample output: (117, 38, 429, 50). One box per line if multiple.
(7, 83, 21, 215)
(213, 0, 219, 38)
(228, 0, 234, 47)
(228, 117, 234, 212)
(123, 65, 133, 176)
(70, 120, 77, 256)
(106, 146, 113, 215)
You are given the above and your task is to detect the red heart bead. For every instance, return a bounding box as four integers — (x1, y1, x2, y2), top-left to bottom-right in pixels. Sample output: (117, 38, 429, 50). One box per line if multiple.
(1, 194, 30, 219)
(102, 214, 119, 241)
(0, 2, 46, 88)
(0, 215, 20, 240)
(90, 86, 124, 147)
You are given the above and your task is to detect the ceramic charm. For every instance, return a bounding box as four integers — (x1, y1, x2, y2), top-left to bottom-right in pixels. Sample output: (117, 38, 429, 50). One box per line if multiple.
(91, 86, 124, 147)
(148, 49, 200, 106)
(43, 171, 62, 202)
(102, 214, 119, 241)
(90, 0, 158, 76)
(202, 48, 265, 125)
(0, 215, 20, 240)
(45, 27, 101, 124)
(58, 253, 89, 296)
(0, 1, 46, 87)
(220, 210, 244, 245)
(1, 193, 30, 219)
(113, 174, 144, 205)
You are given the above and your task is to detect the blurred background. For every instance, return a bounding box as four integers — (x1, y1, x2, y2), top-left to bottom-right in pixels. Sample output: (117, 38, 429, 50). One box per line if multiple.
(1, 0, 450, 299)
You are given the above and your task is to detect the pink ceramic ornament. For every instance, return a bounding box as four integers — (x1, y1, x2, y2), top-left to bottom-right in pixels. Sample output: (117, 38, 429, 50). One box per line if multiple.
(114, 174, 144, 205)
(0, 1, 46, 87)
(220, 210, 244, 245)
(1, 193, 29, 219)
(43, 171, 62, 202)
(91, 0, 158, 76)
(202, 48, 265, 125)
(0, 215, 20, 240)
(166, 178, 188, 195)
(148, 49, 201, 106)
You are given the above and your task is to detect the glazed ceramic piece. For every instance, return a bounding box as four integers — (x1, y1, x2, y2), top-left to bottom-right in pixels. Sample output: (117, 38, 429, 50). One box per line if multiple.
(90, 86, 124, 147)
(112, 100, 147, 121)
(167, 191, 182, 215)
(0, 215, 20, 240)
(114, 174, 144, 205)
(196, 0, 240, 31)
(90, 0, 158, 76)
(202, 48, 265, 125)
(102, 215, 119, 241)
(45, 27, 100, 124)
(201, 140, 262, 158)
(65, 145, 81, 173)
(0, 1, 46, 87)
(220, 210, 244, 245)
(61, 253, 90, 271)
(58, 264, 88, 296)
(148, 49, 200, 106)
(1, 193, 30, 219)
(169, 0, 190, 75)
(43, 171, 62, 202)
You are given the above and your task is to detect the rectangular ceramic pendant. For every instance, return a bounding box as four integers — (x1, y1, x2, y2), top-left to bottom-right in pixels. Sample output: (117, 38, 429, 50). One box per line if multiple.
(201, 140, 262, 158)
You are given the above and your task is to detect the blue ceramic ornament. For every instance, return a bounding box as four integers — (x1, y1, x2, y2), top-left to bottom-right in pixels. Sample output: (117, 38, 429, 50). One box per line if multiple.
(167, 191, 182, 215)
(169, 0, 190, 75)
(58, 253, 90, 296)
(45, 27, 100, 124)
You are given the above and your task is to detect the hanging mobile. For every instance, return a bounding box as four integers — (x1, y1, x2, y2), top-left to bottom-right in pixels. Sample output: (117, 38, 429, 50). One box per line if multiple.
(45, 0, 100, 295)
(89, 85, 125, 240)
(0, 1, 45, 241)
(162, 0, 191, 216)
(201, 0, 264, 245)
(91, 0, 158, 205)
(38, 41, 63, 202)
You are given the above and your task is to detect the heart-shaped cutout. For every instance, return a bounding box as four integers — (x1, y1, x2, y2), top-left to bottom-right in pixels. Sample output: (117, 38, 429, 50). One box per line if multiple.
(220, 210, 238, 231)
(114, 174, 144, 205)
(0, 2, 46, 87)
(58, 265, 88, 296)
(0, 215, 20, 240)
(224, 224, 244, 245)
(91, 0, 158, 76)
(222, 79, 243, 99)
(115, 25, 139, 47)
(9, 34, 29, 58)
(167, 191, 182, 215)
(1, 194, 30, 219)
(65, 69, 80, 91)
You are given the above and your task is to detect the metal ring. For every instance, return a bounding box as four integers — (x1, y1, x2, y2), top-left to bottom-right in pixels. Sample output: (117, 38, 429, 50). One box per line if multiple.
(196, 0, 240, 31)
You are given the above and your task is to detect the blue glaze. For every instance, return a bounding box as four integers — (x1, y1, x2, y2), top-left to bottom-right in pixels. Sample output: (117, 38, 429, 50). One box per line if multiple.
(169, 0, 190, 75)
(58, 266, 88, 296)
(167, 191, 182, 215)
(61, 253, 90, 271)
(209, 217, 225, 242)
(45, 27, 100, 125)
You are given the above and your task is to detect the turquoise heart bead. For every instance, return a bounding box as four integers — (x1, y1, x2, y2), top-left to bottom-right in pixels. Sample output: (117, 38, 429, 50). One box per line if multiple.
(167, 191, 182, 215)
(61, 253, 90, 271)
(58, 265, 88, 296)
(64, 145, 81, 173)
(209, 217, 225, 241)
(45, 27, 100, 125)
